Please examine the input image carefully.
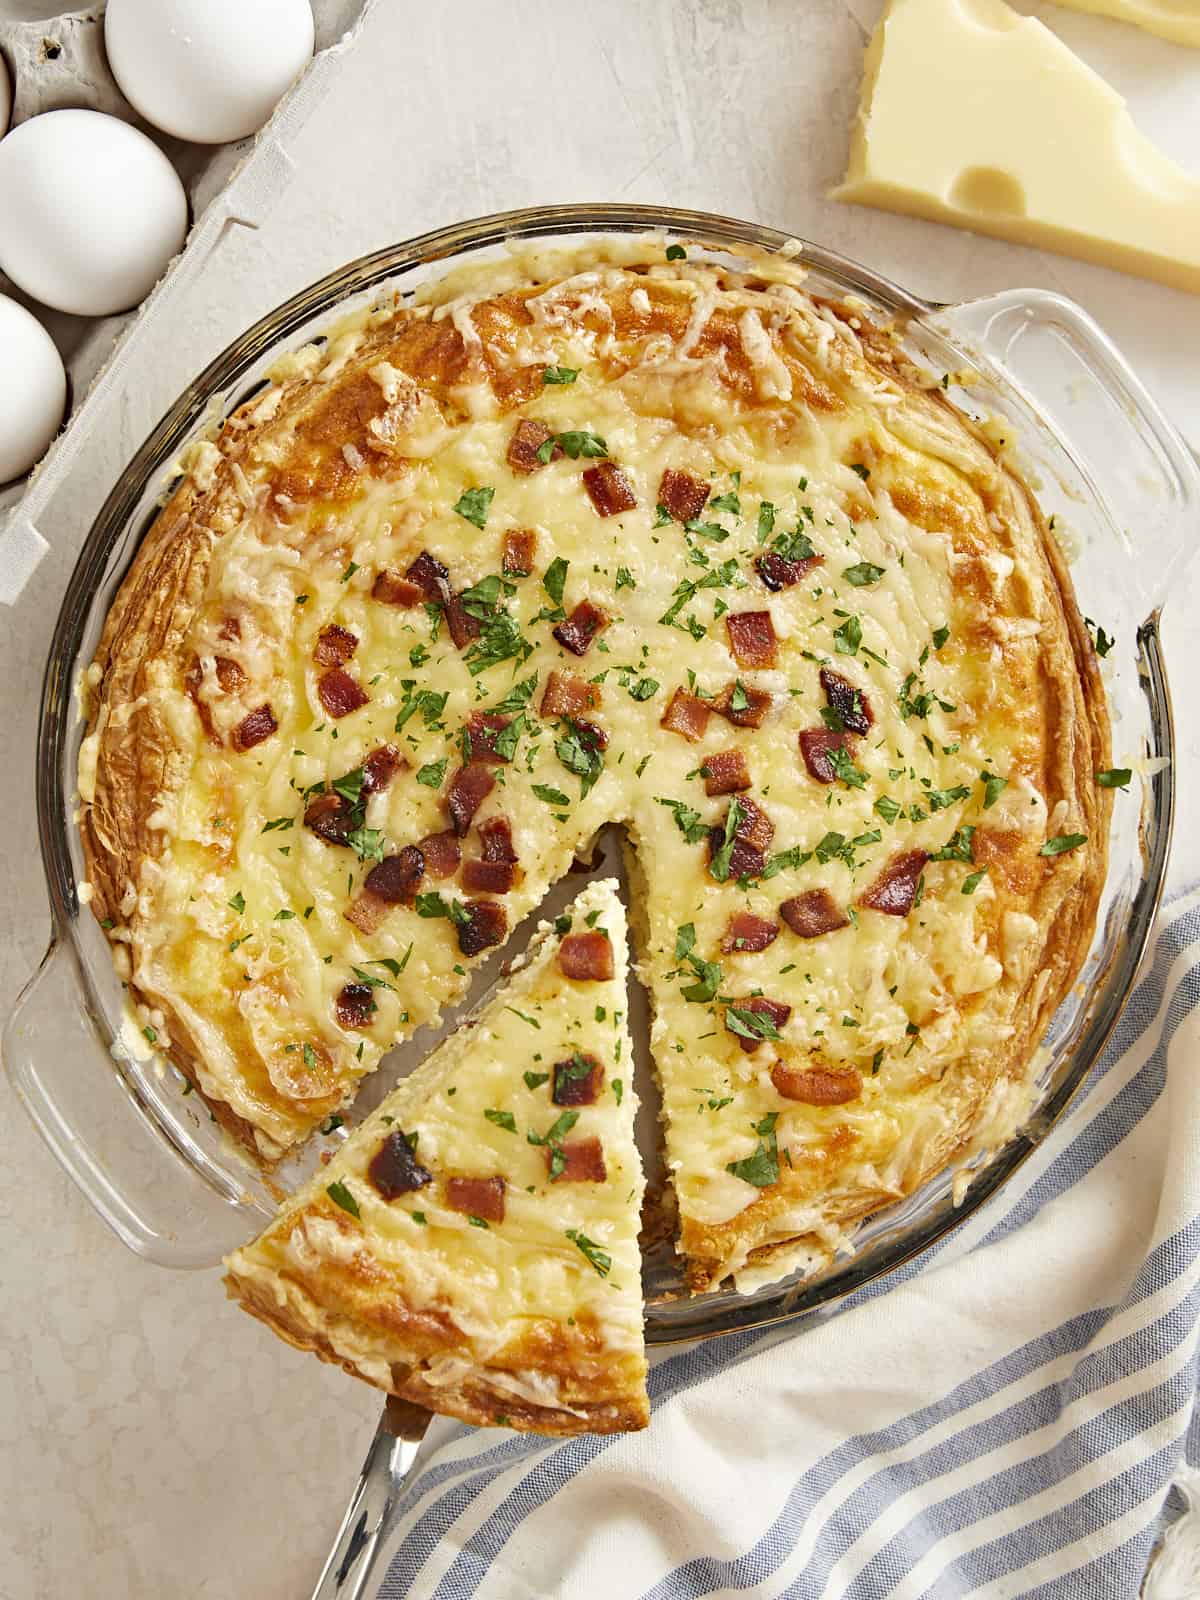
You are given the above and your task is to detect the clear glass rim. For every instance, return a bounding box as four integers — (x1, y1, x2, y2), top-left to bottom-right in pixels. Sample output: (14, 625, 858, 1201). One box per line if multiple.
(31, 203, 1176, 1346)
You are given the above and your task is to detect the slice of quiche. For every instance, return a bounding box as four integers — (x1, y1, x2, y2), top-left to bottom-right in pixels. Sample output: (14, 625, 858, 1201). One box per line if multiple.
(223, 878, 648, 1435)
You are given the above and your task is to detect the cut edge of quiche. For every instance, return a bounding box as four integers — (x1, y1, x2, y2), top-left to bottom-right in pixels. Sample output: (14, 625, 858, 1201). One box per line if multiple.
(223, 876, 649, 1436)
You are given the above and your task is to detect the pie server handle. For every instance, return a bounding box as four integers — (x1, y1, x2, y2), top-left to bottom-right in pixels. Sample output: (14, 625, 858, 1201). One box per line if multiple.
(310, 1396, 433, 1600)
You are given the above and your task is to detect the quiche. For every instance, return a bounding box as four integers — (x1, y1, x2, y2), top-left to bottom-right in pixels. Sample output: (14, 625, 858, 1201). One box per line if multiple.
(224, 878, 648, 1434)
(79, 235, 1110, 1297)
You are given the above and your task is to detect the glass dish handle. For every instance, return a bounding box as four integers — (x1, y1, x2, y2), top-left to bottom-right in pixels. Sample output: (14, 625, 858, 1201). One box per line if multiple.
(3, 940, 252, 1268)
(928, 288, 1200, 615)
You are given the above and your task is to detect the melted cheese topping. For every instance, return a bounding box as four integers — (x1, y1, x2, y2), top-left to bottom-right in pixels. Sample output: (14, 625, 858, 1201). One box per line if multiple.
(84, 242, 1105, 1286)
(226, 880, 646, 1411)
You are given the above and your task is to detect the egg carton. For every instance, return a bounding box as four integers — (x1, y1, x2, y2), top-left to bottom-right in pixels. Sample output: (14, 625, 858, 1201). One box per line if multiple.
(0, 0, 376, 602)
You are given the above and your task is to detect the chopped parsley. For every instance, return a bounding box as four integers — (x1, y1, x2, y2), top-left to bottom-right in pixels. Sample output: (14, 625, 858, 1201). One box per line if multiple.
(980, 771, 1008, 809)
(833, 615, 862, 656)
(416, 758, 448, 787)
(543, 556, 569, 607)
(708, 797, 744, 883)
(1098, 768, 1132, 789)
(326, 1180, 360, 1219)
(542, 365, 579, 385)
(566, 1228, 612, 1277)
(1040, 833, 1087, 857)
(725, 1007, 782, 1042)
(842, 561, 885, 587)
(453, 486, 495, 529)
(415, 892, 470, 925)
(484, 1109, 518, 1134)
(725, 1112, 780, 1188)
(556, 719, 604, 798)
(537, 429, 608, 463)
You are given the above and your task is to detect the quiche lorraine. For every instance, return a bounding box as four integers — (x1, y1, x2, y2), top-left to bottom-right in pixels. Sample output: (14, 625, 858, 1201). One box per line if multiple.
(224, 879, 648, 1434)
(79, 235, 1110, 1297)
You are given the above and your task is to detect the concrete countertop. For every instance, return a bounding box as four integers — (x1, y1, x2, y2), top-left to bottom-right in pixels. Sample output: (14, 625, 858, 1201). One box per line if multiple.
(2, 3, 1198, 1594)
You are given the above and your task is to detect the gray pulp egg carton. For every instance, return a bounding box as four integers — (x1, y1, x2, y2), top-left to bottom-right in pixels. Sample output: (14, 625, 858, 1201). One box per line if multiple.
(0, 0, 376, 602)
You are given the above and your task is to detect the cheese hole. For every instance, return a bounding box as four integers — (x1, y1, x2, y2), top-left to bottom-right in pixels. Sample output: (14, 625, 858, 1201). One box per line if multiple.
(949, 166, 1027, 219)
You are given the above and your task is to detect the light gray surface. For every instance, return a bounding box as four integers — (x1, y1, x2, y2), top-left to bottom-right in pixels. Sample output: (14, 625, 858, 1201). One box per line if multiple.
(1, 3, 1199, 1596)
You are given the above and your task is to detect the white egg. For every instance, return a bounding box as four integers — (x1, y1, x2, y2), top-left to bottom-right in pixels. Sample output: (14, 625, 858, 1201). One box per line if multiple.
(106, 0, 315, 145)
(0, 295, 67, 483)
(0, 53, 10, 139)
(0, 110, 188, 317)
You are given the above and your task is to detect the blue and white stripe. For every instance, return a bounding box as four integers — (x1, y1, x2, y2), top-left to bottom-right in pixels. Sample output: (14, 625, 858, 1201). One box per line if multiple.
(379, 889, 1200, 1600)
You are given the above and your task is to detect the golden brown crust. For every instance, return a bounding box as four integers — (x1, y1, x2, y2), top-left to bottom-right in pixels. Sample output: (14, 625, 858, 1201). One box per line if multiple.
(225, 1267, 648, 1436)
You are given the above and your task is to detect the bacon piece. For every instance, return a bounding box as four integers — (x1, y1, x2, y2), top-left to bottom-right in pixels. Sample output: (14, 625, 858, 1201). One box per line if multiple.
(184, 660, 218, 743)
(465, 712, 514, 764)
(507, 418, 555, 474)
(444, 592, 481, 651)
(548, 1136, 607, 1183)
(583, 461, 637, 517)
(708, 796, 775, 880)
(553, 600, 608, 656)
(458, 899, 507, 956)
(462, 858, 516, 894)
(314, 624, 358, 667)
(572, 718, 608, 752)
(660, 688, 711, 742)
(406, 550, 452, 600)
(780, 888, 850, 939)
(733, 795, 775, 853)
(232, 704, 277, 751)
(418, 830, 461, 879)
(713, 681, 773, 729)
(372, 569, 424, 607)
(362, 744, 405, 793)
(658, 467, 710, 522)
(364, 846, 425, 904)
(445, 763, 495, 837)
(559, 930, 614, 981)
(335, 982, 376, 1030)
(446, 1175, 506, 1222)
(343, 891, 391, 934)
(540, 670, 600, 719)
(463, 813, 519, 891)
(860, 850, 928, 917)
(721, 913, 779, 954)
(552, 1053, 604, 1106)
(478, 816, 518, 863)
(730, 995, 792, 1054)
(304, 791, 354, 846)
(755, 549, 824, 591)
(317, 668, 368, 719)
(218, 615, 241, 642)
(799, 727, 858, 784)
(820, 668, 873, 736)
(368, 1130, 432, 1199)
(726, 611, 778, 670)
(215, 656, 246, 693)
(502, 528, 536, 576)
(771, 1061, 863, 1105)
(400, 551, 478, 649)
(703, 749, 751, 797)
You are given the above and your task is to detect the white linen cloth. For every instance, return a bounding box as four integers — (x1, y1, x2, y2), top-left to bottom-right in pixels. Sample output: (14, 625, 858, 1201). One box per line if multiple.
(378, 888, 1200, 1599)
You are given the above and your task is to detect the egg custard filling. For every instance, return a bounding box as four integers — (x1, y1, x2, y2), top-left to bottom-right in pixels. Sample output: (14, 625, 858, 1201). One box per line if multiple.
(80, 238, 1109, 1306)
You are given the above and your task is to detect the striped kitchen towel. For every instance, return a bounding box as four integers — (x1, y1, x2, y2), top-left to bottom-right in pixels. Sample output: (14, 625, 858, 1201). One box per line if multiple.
(378, 887, 1200, 1600)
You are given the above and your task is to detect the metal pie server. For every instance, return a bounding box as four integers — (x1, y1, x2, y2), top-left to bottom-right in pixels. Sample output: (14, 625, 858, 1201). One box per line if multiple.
(311, 1397, 433, 1600)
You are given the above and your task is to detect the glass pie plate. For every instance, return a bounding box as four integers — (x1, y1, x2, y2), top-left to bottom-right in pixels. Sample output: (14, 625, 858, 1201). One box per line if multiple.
(5, 204, 1194, 1352)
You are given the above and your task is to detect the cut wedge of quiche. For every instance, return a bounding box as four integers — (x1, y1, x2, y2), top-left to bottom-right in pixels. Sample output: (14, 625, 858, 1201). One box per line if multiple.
(224, 878, 649, 1435)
